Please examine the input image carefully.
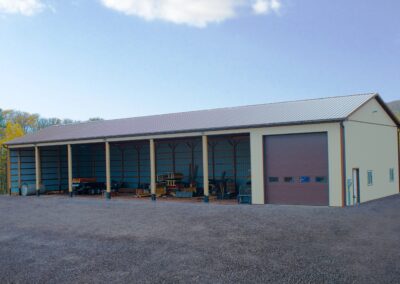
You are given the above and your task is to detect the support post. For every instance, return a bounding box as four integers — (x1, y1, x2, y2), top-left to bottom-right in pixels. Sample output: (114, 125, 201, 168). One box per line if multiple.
(57, 147, 61, 191)
(210, 142, 217, 181)
(105, 142, 111, 199)
(202, 135, 209, 203)
(17, 149, 21, 195)
(68, 144, 73, 197)
(135, 145, 142, 188)
(121, 147, 125, 181)
(35, 146, 41, 196)
(6, 148, 11, 195)
(229, 139, 239, 188)
(150, 139, 156, 201)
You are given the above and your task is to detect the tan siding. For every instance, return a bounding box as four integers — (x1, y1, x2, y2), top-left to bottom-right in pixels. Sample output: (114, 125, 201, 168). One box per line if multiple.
(249, 123, 343, 206)
(349, 99, 396, 126)
(345, 99, 399, 204)
(344, 121, 398, 203)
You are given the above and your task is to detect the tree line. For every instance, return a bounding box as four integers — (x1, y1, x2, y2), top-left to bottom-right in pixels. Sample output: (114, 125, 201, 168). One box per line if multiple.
(0, 109, 102, 193)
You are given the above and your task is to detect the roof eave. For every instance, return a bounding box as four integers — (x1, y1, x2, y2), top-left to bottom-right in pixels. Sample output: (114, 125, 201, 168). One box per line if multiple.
(374, 95, 400, 127)
(5, 119, 344, 147)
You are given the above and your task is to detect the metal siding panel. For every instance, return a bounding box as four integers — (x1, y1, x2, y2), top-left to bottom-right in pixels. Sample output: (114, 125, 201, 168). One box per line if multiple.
(11, 148, 36, 193)
(9, 149, 19, 193)
(39, 146, 66, 191)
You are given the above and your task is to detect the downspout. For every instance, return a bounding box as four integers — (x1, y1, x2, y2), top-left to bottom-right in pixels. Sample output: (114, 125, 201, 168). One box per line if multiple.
(340, 122, 347, 207)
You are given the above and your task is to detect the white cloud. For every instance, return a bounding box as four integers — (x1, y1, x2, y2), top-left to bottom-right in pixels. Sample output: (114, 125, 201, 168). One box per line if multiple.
(101, 0, 281, 28)
(0, 0, 45, 16)
(252, 0, 281, 15)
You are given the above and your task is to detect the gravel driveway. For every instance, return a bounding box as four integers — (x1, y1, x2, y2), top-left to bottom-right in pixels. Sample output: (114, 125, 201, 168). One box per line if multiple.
(0, 195, 399, 283)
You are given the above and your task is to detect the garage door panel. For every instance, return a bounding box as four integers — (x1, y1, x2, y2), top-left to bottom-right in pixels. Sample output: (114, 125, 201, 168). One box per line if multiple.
(264, 133, 329, 206)
(266, 185, 329, 206)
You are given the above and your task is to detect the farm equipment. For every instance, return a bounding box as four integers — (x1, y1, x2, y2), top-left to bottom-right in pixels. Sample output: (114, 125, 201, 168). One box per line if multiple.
(72, 178, 105, 195)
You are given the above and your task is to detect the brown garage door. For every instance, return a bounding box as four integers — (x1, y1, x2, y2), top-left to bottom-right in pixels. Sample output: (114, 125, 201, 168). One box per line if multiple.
(264, 132, 329, 206)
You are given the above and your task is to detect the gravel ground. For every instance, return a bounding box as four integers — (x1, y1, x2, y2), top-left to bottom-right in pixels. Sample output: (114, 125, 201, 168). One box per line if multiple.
(0, 195, 399, 283)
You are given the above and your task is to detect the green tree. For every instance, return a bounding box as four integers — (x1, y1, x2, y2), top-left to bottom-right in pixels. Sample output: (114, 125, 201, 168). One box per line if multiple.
(0, 108, 4, 128)
(37, 117, 62, 129)
(62, 118, 77, 125)
(0, 122, 25, 193)
(0, 109, 5, 141)
(3, 110, 39, 133)
(0, 122, 24, 144)
(88, 117, 104, 122)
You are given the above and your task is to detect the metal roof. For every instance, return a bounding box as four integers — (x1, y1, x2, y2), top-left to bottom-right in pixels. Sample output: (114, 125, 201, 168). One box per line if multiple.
(5, 93, 385, 146)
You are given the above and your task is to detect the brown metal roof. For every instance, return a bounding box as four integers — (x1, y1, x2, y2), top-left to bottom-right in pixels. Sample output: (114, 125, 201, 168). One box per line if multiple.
(6, 93, 392, 146)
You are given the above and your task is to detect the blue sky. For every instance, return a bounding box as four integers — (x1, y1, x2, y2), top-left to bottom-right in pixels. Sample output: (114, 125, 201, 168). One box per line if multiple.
(0, 0, 399, 120)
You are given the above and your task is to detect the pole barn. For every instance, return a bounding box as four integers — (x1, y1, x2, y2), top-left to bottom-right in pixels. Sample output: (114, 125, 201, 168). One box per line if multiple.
(4, 93, 399, 206)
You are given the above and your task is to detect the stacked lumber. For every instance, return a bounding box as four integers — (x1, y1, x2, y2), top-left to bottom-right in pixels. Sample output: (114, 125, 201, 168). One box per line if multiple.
(136, 188, 151, 197)
(156, 186, 166, 197)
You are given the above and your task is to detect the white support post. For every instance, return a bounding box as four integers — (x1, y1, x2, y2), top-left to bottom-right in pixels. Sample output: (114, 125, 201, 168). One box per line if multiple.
(202, 135, 209, 202)
(68, 144, 73, 197)
(250, 131, 264, 205)
(105, 141, 111, 199)
(35, 146, 41, 196)
(150, 139, 156, 201)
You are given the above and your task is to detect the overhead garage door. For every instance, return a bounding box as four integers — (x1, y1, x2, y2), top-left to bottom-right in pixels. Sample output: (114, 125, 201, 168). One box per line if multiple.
(264, 132, 329, 206)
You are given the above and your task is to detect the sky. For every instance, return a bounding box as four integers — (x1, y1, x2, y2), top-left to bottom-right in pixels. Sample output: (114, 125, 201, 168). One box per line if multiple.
(0, 0, 399, 120)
